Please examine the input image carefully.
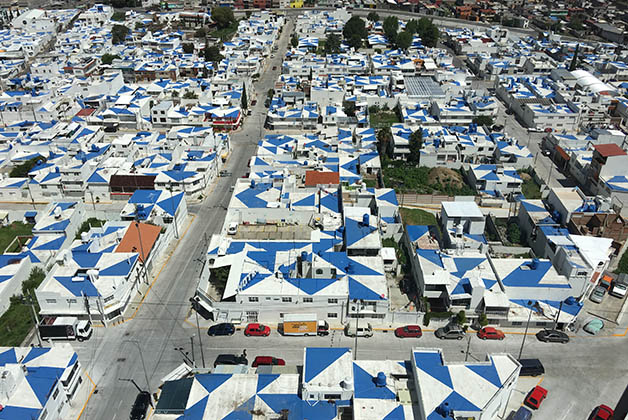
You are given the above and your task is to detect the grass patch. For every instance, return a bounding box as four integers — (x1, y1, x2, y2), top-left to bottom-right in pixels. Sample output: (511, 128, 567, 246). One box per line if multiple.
(383, 162, 475, 196)
(369, 111, 400, 128)
(0, 267, 46, 346)
(400, 208, 437, 226)
(364, 179, 377, 188)
(209, 21, 239, 41)
(518, 168, 542, 199)
(616, 249, 628, 275)
(75, 218, 106, 239)
(0, 222, 33, 254)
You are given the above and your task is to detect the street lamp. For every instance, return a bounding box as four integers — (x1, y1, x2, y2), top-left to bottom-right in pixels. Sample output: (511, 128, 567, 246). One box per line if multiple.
(517, 300, 534, 360)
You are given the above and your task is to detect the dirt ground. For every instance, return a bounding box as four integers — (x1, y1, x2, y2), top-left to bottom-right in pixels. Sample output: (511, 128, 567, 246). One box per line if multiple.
(427, 167, 464, 188)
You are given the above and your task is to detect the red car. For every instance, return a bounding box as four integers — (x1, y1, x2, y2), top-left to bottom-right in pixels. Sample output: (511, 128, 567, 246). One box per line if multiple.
(544, 127, 553, 133)
(252, 356, 285, 367)
(525, 385, 548, 409)
(477, 327, 505, 340)
(394, 325, 422, 338)
(590, 405, 614, 420)
(244, 323, 271, 337)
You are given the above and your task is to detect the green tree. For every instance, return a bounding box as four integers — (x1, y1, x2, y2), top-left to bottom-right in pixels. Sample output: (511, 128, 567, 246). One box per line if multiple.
(507, 222, 521, 244)
(182, 43, 194, 54)
(396, 30, 412, 50)
(101, 53, 120, 65)
(74, 218, 105, 239)
(290, 33, 298, 48)
(211, 6, 235, 29)
(267, 88, 275, 98)
(342, 100, 356, 117)
(405, 19, 419, 35)
(183, 90, 198, 100)
(347, 34, 363, 50)
(342, 16, 368, 42)
(10, 156, 45, 178)
(456, 310, 467, 325)
(408, 129, 422, 164)
(111, 11, 126, 21)
(472, 115, 494, 126)
(195, 27, 207, 38)
(111, 24, 130, 45)
(21, 267, 45, 297)
(325, 33, 341, 54)
(383, 16, 399, 44)
(241, 84, 247, 110)
(204, 45, 223, 63)
(367, 11, 380, 22)
(417, 17, 439, 48)
(478, 313, 489, 327)
(377, 128, 392, 157)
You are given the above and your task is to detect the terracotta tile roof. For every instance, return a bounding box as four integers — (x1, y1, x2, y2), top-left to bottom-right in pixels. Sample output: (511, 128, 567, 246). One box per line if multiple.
(76, 108, 96, 117)
(304, 171, 339, 187)
(115, 222, 161, 262)
(593, 143, 627, 157)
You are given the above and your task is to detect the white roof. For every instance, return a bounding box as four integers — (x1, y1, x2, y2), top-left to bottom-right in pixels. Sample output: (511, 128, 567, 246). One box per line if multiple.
(441, 201, 483, 218)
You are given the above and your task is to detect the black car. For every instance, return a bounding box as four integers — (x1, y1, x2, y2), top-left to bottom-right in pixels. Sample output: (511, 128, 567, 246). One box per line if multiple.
(536, 329, 569, 343)
(208, 323, 236, 336)
(518, 358, 545, 377)
(130, 391, 151, 420)
(214, 354, 248, 368)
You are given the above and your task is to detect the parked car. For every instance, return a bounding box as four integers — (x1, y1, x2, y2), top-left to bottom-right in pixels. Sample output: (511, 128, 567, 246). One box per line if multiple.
(477, 327, 505, 340)
(394, 325, 422, 338)
(590, 285, 607, 304)
(219, 170, 233, 177)
(491, 124, 504, 132)
(511, 406, 533, 420)
(208, 323, 235, 336)
(272, 66, 277, 70)
(583, 319, 604, 335)
(505, 109, 513, 115)
(610, 281, 627, 299)
(252, 356, 285, 367)
(435, 324, 465, 340)
(536, 329, 569, 343)
(518, 358, 545, 376)
(544, 127, 553, 133)
(213, 354, 248, 368)
(244, 323, 271, 337)
(345, 323, 373, 337)
(590, 404, 614, 420)
(227, 222, 239, 235)
(130, 391, 151, 420)
(525, 385, 548, 409)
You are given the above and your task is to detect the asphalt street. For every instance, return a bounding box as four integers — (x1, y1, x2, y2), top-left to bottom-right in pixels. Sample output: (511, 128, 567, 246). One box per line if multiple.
(62, 19, 295, 420)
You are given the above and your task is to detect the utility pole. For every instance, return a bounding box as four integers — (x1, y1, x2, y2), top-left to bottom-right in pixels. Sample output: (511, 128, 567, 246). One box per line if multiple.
(22, 294, 42, 346)
(190, 334, 196, 368)
(168, 182, 179, 239)
(123, 340, 151, 395)
(518, 301, 534, 360)
(134, 221, 149, 284)
(194, 309, 206, 368)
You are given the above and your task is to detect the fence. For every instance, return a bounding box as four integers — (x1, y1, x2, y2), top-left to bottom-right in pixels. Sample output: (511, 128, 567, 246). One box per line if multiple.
(398, 193, 455, 206)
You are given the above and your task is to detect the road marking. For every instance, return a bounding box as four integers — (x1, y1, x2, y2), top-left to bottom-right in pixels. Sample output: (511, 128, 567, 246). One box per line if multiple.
(75, 369, 97, 420)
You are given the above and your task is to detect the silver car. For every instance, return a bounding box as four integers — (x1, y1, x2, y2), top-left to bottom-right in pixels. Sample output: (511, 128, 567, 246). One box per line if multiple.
(589, 285, 606, 304)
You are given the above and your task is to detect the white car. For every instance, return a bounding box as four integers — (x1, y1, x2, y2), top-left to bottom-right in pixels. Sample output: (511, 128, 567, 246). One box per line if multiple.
(227, 222, 238, 235)
(610, 282, 627, 299)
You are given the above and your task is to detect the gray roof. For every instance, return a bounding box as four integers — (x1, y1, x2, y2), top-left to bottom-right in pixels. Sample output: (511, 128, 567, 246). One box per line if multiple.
(404, 76, 446, 99)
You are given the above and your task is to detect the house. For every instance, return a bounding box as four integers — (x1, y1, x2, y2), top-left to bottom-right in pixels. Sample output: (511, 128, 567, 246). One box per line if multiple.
(468, 164, 522, 196)
(0, 344, 88, 420)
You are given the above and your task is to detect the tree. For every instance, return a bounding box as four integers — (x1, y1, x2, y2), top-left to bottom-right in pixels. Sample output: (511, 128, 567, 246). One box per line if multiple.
(408, 129, 422, 164)
(367, 11, 380, 22)
(325, 33, 341, 54)
(342, 16, 367, 42)
(342, 100, 356, 117)
(347, 34, 363, 50)
(204, 45, 223, 63)
(383, 16, 399, 44)
(111, 11, 126, 21)
(10, 156, 45, 178)
(195, 27, 207, 38)
(241, 84, 247, 110)
(182, 43, 194, 54)
(472, 115, 494, 127)
(211, 6, 235, 29)
(267, 89, 275, 98)
(290, 33, 298, 48)
(396, 30, 412, 50)
(569, 43, 579, 71)
(183, 90, 198, 100)
(101, 53, 120, 65)
(456, 310, 467, 325)
(507, 222, 521, 244)
(111, 24, 130, 45)
(416, 17, 439, 48)
(377, 128, 392, 157)
(405, 19, 419, 35)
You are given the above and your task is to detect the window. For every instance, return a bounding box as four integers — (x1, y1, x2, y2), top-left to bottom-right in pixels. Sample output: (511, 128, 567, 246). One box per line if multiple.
(315, 268, 323, 275)
(248, 297, 259, 302)
(282, 297, 292, 303)
(323, 394, 342, 400)
(66, 299, 77, 304)
(511, 322, 523, 326)
(328, 298, 338, 304)
(52, 388, 59, 400)
(327, 313, 337, 318)
(45, 299, 57, 304)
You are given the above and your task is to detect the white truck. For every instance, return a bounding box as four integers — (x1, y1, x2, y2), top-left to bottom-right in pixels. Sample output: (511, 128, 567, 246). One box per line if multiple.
(38, 316, 92, 341)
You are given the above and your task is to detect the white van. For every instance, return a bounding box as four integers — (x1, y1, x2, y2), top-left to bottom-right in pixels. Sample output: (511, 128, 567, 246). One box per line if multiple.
(345, 323, 373, 337)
